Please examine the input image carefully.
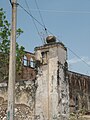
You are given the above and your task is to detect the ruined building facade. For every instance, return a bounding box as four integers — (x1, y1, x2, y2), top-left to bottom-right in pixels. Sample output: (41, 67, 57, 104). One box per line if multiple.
(0, 36, 90, 119)
(68, 71, 90, 113)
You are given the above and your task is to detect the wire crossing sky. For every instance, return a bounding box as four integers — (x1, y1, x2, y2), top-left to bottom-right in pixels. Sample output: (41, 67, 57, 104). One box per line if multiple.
(1, 0, 90, 75)
(28, 9, 90, 14)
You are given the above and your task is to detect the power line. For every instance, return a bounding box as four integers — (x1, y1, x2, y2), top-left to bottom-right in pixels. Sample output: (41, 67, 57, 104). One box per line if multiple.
(34, 0, 48, 41)
(18, 3, 54, 36)
(18, 3, 90, 70)
(24, 0, 44, 44)
(18, 3, 49, 43)
(34, 0, 47, 32)
(56, 37, 90, 68)
(18, 3, 45, 28)
(26, 9, 90, 14)
(67, 47, 90, 68)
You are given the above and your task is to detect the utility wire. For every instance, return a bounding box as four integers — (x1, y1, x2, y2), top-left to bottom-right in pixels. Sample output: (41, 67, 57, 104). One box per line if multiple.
(7, 0, 90, 73)
(49, 33, 90, 69)
(18, 3, 90, 69)
(18, 3, 44, 28)
(34, 0, 47, 32)
(24, 0, 44, 44)
(67, 47, 90, 68)
(18, 3, 54, 36)
(18, 3, 48, 44)
(28, 9, 90, 14)
(57, 38, 90, 68)
(34, 0, 48, 43)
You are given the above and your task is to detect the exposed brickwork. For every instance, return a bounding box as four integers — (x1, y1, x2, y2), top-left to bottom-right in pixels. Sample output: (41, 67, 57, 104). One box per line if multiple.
(17, 51, 36, 81)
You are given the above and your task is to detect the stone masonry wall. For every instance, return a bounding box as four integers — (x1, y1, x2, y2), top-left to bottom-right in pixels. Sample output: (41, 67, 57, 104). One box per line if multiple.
(0, 42, 90, 120)
(68, 71, 90, 113)
(0, 79, 37, 120)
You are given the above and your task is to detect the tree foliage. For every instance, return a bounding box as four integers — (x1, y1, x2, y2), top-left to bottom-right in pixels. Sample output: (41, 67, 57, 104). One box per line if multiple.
(0, 8, 25, 81)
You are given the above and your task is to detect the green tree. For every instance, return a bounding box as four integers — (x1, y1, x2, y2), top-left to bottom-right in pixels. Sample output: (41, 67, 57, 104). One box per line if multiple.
(0, 8, 25, 81)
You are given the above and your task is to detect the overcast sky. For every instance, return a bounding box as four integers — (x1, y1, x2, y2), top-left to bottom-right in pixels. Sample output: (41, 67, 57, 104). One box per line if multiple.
(1, 0, 90, 75)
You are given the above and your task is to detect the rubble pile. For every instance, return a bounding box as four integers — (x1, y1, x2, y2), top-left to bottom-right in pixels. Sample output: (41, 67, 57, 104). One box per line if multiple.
(0, 104, 32, 120)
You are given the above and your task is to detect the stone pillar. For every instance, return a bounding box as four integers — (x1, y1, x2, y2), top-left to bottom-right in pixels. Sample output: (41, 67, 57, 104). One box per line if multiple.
(34, 40, 69, 120)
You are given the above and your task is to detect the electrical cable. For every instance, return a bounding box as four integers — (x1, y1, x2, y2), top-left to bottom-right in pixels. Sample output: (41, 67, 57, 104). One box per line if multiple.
(34, 0, 45, 27)
(27, 9, 90, 14)
(18, 4, 44, 28)
(18, 3, 54, 36)
(18, 3, 48, 44)
(24, 0, 44, 44)
(67, 47, 90, 68)
(18, 3, 90, 70)
(34, 0, 47, 34)
(57, 38, 90, 68)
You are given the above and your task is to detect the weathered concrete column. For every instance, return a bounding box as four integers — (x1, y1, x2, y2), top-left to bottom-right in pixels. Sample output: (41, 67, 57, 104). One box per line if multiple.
(34, 36, 69, 120)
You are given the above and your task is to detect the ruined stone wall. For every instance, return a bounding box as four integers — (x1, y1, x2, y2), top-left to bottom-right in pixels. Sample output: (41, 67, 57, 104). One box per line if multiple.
(68, 71, 90, 113)
(0, 51, 36, 119)
(0, 79, 37, 120)
(0, 51, 36, 83)
(0, 44, 90, 120)
(57, 45, 69, 119)
(17, 51, 36, 81)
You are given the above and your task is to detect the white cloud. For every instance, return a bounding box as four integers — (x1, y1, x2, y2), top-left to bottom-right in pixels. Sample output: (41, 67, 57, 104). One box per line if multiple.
(68, 58, 81, 64)
(68, 56, 90, 65)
